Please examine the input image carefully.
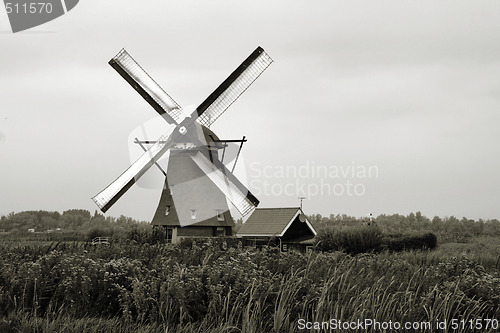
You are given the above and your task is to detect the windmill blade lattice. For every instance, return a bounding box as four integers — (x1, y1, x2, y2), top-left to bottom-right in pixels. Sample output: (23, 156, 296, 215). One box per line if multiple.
(195, 47, 273, 127)
(189, 150, 259, 216)
(92, 133, 174, 212)
(109, 49, 184, 124)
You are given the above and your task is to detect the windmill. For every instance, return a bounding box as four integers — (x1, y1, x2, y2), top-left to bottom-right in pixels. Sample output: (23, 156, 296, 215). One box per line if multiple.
(92, 47, 273, 242)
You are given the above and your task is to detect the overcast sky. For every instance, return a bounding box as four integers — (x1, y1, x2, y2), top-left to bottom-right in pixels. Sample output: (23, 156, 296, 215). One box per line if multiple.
(1, 1, 499, 221)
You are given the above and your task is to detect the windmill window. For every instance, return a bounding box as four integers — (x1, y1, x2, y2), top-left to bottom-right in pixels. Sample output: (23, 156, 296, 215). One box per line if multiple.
(216, 210, 225, 221)
(169, 186, 174, 195)
(191, 210, 196, 220)
(165, 206, 170, 215)
(166, 227, 173, 243)
(215, 226, 225, 236)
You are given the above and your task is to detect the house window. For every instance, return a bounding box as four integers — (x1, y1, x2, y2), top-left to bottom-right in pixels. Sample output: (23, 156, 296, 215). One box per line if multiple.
(166, 227, 173, 243)
(216, 210, 225, 221)
(281, 243, 288, 253)
(191, 210, 196, 220)
(165, 206, 170, 215)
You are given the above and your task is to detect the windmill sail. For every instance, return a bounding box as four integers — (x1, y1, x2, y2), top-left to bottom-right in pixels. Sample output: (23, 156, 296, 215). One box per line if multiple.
(92, 133, 175, 212)
(109, 49, 184, 124)
(189, 150, 259, 216)
(94, 47, 271, 215)
(195, 47, 273, 127)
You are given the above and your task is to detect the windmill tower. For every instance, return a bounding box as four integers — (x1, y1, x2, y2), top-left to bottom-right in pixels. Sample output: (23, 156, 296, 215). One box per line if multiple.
(92, 47, 273, 242)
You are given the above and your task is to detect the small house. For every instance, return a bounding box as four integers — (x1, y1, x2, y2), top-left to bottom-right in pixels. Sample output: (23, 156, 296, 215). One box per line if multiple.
(237, 207, 317, 252)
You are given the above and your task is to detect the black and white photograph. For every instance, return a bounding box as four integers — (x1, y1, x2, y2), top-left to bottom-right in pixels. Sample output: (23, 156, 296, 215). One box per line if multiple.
(1, 1, 499, 332)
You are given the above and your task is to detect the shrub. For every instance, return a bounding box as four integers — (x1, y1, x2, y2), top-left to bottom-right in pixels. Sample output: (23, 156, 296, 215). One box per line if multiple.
(179, 237, 242, 250)
(386, 232, 437, 251)
(86, 227, 114, 242)
(314, 226, 383, 254)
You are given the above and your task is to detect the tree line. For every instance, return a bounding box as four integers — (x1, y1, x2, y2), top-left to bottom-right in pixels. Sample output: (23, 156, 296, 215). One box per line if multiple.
(308, 211, 500, 241)
(1, 209, 499, 242)
(0, 209, 144, 234)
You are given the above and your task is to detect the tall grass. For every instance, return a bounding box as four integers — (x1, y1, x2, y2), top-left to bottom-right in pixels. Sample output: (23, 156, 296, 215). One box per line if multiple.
(0, 238, 498, 332)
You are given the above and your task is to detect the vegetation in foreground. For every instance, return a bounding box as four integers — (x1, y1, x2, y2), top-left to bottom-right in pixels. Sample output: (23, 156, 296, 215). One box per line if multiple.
(0, 210, 499, 332)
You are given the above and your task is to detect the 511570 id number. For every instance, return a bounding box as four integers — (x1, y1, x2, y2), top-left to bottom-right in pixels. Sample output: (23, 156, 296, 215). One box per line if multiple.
(5, 2, 53, 14)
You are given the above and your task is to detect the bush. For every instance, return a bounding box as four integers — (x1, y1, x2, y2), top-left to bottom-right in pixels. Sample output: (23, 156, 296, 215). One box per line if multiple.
(315, 228, 438, 254)
(386, 232, 437, 251)
(114, 226, 167, 244)
(179, 237, 242, 250)
(314, 226, 383, 254)
(86, 227, 114, 242)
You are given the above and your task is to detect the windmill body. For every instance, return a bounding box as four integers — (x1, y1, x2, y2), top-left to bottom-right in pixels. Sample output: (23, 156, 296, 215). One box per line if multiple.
(92, 47, 272, 242)
(151, 126, 235, 242)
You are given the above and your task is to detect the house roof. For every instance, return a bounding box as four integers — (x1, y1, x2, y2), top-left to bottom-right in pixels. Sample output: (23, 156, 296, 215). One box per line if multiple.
(237, 207, 316, 237)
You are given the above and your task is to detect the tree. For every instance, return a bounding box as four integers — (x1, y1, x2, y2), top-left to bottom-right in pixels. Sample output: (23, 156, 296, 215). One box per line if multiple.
(407, 212, 416, 223)
(432, 216, 443, 224)
(415, 211, 422, 222)
(62, 209, 91, 228)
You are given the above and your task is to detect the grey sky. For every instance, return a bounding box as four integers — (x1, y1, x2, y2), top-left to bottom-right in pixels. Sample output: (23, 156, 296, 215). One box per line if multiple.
(1, 1, 499, 221)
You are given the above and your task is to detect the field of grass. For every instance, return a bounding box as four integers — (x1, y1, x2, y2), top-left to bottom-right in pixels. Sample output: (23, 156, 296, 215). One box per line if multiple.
(0, 229, 499, 333)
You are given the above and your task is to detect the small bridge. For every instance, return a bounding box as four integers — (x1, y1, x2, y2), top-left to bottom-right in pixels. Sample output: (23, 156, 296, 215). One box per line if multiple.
(91, 237, 110, 245)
